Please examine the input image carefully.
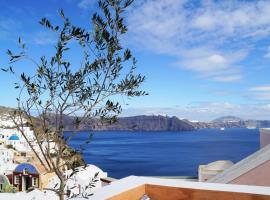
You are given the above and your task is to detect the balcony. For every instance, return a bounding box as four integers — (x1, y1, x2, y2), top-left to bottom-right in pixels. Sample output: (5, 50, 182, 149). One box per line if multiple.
(90, 176, 270, 200)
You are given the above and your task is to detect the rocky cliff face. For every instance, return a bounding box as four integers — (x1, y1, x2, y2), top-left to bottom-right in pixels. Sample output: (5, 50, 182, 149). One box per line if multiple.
(100, 115, 195, 131)
(0, 107, 195, 131)
(56, 115, 195, 131)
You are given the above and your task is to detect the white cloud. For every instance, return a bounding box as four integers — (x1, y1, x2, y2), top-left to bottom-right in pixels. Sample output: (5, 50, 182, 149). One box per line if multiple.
(32, 31, 56, 45)
(189, 1, 270, 38)
(264, 46, 270, 58)
(127, 0, 270, 82)
(211, 75, 243, 82)
(78, 0, 95, 9)
(0, 19, 20, 30)
(208, 54, 226, 65)
(175, 48, 246, 82)
(0, 18, 22, 40)
(248, 85, 270, 101)
(252, 93, 270, 101)
(250, 85, 270, 92)
(122, 102, 270, 121)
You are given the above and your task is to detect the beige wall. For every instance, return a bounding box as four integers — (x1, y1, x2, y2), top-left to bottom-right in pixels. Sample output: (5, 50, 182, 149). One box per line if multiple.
(40, 172, 56, 190)
(260, 129, 270, 149)
(230, 160, 270, 187)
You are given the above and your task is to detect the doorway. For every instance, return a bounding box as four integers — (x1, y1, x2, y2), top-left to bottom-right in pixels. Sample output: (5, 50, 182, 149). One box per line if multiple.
(22, 176, 31, 191)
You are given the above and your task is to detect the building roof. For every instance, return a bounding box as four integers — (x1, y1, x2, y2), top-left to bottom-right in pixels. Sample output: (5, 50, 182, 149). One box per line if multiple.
(14, 163, 39, 174)
(208, 144, 270, 183)
(8, 135, 20, 141)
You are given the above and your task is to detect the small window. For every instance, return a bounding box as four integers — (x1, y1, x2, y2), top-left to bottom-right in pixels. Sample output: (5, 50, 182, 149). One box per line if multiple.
(32, 177, 38, 187)
(0, 183, 3, 191)
(14, 176, 20, 184)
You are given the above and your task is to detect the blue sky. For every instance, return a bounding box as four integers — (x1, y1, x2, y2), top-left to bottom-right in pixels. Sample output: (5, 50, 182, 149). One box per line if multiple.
(1, 0, 270, 121)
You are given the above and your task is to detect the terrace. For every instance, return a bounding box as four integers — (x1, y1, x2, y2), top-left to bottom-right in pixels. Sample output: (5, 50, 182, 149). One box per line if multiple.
(89, 176, 270, 200)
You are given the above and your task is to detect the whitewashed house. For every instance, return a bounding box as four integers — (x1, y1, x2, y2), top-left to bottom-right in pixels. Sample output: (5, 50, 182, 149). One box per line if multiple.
(0, 126, 35, 152)
(47, 165, 108, 198)
(19, 127, 35, 142)
(0, 129, 14, 145)
(5, 135, 22, 149)
(0, 146, 14, 163)
(0, 146, 16, 175)
(0, 112, 35, 142)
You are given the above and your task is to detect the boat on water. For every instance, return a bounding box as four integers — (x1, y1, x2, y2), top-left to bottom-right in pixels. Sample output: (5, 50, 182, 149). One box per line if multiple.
(220, 127, 225, 131)
(246, 126, 256, 129)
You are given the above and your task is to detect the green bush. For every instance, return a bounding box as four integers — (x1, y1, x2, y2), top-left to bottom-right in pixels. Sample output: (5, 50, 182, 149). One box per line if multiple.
(3, 184, 16, 193)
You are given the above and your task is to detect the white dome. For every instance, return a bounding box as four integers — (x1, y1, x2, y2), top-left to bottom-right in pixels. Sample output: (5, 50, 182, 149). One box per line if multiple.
(64, 164, 107, 197)
(75, 164, 106, 182)
(205, 160, 234, 171)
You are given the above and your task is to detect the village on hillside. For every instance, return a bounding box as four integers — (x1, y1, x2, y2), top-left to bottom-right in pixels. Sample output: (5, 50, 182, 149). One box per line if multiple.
(0, 112, 108, 198)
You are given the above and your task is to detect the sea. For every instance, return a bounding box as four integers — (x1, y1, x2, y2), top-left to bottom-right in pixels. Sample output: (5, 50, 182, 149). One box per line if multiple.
(67, 128, 260, 179)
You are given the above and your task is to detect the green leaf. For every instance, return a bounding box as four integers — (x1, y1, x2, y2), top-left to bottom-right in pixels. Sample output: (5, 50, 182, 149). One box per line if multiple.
(6, 49, 12, 56)
(1, 68, 8, 72)
(59, 9, 65, 18)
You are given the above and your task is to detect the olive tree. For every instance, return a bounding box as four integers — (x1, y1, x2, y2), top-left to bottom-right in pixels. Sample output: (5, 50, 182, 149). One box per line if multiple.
(1, 0, 146, 199)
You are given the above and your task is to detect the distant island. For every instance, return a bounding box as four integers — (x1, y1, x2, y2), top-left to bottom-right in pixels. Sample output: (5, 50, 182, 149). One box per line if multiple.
(49, 114, 270, 132)
(57, 115, 195, 132)
(189, 115, 270, 129)
(1, 106, 270, 132)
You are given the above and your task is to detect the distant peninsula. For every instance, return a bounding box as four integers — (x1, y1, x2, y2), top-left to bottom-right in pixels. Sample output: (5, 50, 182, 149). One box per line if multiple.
(51, 115, 196, 132)
(1, 106, 270, 132)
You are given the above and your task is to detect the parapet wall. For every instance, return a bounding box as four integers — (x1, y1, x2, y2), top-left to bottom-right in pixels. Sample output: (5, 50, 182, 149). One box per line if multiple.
(260, 128, 270, 149)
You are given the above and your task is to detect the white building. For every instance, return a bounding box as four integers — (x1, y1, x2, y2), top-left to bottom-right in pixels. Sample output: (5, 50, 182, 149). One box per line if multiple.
(0, 126, 35, 152)
(5, 134, 22, 149)
(0, 113, 35, 144)
(0, 114, 35, 153)
(0, 129, 14, 145)
(47, 165, 108, 198)
(0, 146, 17, 175)
(0, 146, 14, 162)
(19, 127, 35, 142)
(0, 127, 34, 142)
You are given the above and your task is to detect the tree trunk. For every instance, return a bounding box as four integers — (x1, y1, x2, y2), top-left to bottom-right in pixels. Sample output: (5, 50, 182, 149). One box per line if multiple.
(59, 193, 65, 200)
(58, 181, 65, 200)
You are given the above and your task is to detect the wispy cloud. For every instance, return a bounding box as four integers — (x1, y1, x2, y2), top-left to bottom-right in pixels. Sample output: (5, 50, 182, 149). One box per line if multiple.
(32, 31, 56, 45)
(127, 0, 270, 82)
(176, 49, 246, 82)
(78, 0, 95, 9)
(251, 93, 270, 101)
(122, 102, 270, 121)
(0, 18, 22, 40)
(0, 19, 21, 30)
(249, 85, 270, 101)
(264, 46, 270, 58)
(250, 85, 270, 92)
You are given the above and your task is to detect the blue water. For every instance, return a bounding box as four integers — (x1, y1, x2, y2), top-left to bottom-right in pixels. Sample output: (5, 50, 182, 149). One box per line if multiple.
(67, 128, 260, 179)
